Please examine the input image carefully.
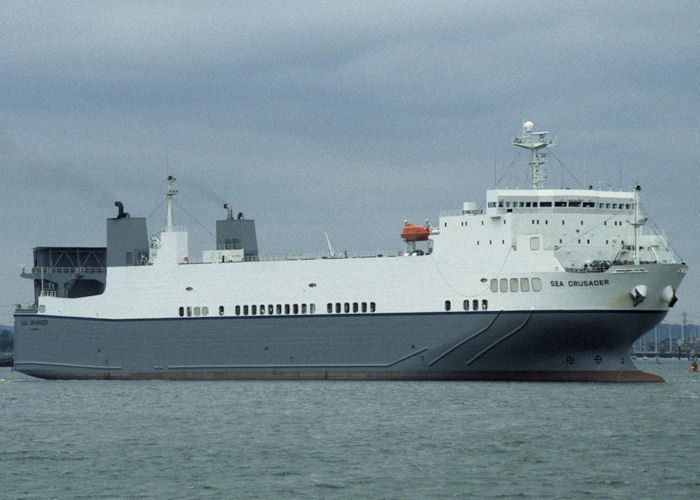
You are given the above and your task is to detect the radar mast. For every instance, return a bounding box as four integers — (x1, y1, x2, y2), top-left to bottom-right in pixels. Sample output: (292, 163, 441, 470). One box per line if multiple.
(512, 121, 556, 189)
(165, 175, 178, 231)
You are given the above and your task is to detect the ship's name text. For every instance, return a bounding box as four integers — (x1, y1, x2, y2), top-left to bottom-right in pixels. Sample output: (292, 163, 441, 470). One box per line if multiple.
(550, 279, 610, 288)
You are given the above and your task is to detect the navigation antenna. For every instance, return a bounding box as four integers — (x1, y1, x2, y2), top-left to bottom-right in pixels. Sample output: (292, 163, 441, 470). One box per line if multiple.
(512, 121, 555, 189)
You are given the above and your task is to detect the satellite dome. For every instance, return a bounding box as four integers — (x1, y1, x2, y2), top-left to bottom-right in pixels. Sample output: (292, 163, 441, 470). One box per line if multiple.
(524, 121, 534, 131)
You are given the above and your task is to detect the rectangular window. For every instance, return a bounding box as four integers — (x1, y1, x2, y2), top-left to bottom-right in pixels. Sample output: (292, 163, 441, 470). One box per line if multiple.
(179, 306, 184, 317)
(445, 300, 451, 311)
(520, 278, 530, 292)
(463, 300, 469, 311)
(353, 302, 358, 313)
(276, 304, 282, 315)
(555, 201, 566, 207)
(251, 305, 257, 315)
(490, 279, 498, 292)
(219, 306, 224, 316)
(500, 278, 508, 292)
(481, 300, 488, 311)
(510, 278, 519, 292)
(540, 201, 552, 207)
(362, 302, 367, 313)
(259, 305, 265, 315)
(202, 307, 209, 316)
(344, 303, 350, 313)
(569, 201, 581, 207)
(301, 304, 307, 314)
(370, 302, 376, 313)
(310, 304, 316, 314)
(293, 304, 299, 314)
(532, 278, 543, 292)
(336, 303, 341, 313)
(530, 237, 540, 251)
(285, 304, 290, 314)
(187, 306, 192, 317)
(327, 303, 333, 313)
(194, 306, 201, 316)
(244, 305, 249, 315)
(473, 299, 479, 311)
(268, 304, 274, 315)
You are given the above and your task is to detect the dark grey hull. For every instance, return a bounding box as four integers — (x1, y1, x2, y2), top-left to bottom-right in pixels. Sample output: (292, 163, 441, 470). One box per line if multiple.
(14, 309, 667, 381)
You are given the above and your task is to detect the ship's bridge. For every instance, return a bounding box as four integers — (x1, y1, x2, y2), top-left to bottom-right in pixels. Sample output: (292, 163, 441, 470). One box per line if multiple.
(485, 189, 636, 216)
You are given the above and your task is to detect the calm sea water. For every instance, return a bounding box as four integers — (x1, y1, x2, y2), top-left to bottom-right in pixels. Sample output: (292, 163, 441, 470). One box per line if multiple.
(1, 359, 698, 499)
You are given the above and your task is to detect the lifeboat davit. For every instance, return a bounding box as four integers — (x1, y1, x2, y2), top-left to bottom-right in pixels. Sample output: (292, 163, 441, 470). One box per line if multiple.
(401, 223, 430, 241)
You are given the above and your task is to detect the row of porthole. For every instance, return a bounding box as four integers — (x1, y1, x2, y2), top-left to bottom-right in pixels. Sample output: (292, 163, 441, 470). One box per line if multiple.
(490, 277, 543, 293)
(327, 302, 376, 314)
(178, 303, 317, 317)
(177, 302, 378, 318)
(444, 299, 489, 311)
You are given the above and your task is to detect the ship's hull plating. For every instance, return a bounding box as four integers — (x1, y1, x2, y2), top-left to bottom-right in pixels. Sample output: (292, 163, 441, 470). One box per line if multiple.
(14, 309, 667, 382)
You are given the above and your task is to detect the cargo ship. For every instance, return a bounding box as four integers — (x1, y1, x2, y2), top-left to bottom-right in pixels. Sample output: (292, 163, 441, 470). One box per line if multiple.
(13, 122, 687, 381)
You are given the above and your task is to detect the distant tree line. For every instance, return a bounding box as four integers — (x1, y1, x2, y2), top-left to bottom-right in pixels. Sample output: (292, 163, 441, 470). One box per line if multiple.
(0, 329, 13, 352)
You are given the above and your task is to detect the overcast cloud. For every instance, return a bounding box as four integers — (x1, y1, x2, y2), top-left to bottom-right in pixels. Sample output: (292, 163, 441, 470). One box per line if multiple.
(1, 1, 698, 325)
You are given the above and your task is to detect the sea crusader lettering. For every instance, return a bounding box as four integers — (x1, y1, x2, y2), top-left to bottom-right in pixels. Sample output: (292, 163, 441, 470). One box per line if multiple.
(550, 279, 610, 287)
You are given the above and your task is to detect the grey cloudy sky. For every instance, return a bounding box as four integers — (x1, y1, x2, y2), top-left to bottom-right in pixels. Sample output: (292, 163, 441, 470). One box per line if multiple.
(1, 1, 698, 325)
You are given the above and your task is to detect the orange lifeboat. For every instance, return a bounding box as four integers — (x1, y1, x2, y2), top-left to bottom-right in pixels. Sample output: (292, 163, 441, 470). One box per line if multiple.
(401, 222, 430, 241)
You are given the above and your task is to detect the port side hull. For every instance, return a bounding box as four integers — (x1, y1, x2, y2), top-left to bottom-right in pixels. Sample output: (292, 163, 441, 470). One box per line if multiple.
(14, 309, 666, 381)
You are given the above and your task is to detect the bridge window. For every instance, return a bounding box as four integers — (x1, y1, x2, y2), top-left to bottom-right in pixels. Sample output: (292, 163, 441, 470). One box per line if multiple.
(520, 278, 530, 292)
(510, 278, 519, 292)
(532, 278, 543, 291)
(500, 278, 508, 292)
(490, 279, 498, 292)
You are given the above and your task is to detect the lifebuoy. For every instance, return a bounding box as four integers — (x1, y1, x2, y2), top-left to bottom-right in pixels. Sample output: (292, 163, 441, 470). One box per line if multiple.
(553, 245, 559, 250)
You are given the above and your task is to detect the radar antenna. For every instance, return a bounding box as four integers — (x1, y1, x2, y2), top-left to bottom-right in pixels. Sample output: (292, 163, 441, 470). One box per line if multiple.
(512, 121, 556, 189)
